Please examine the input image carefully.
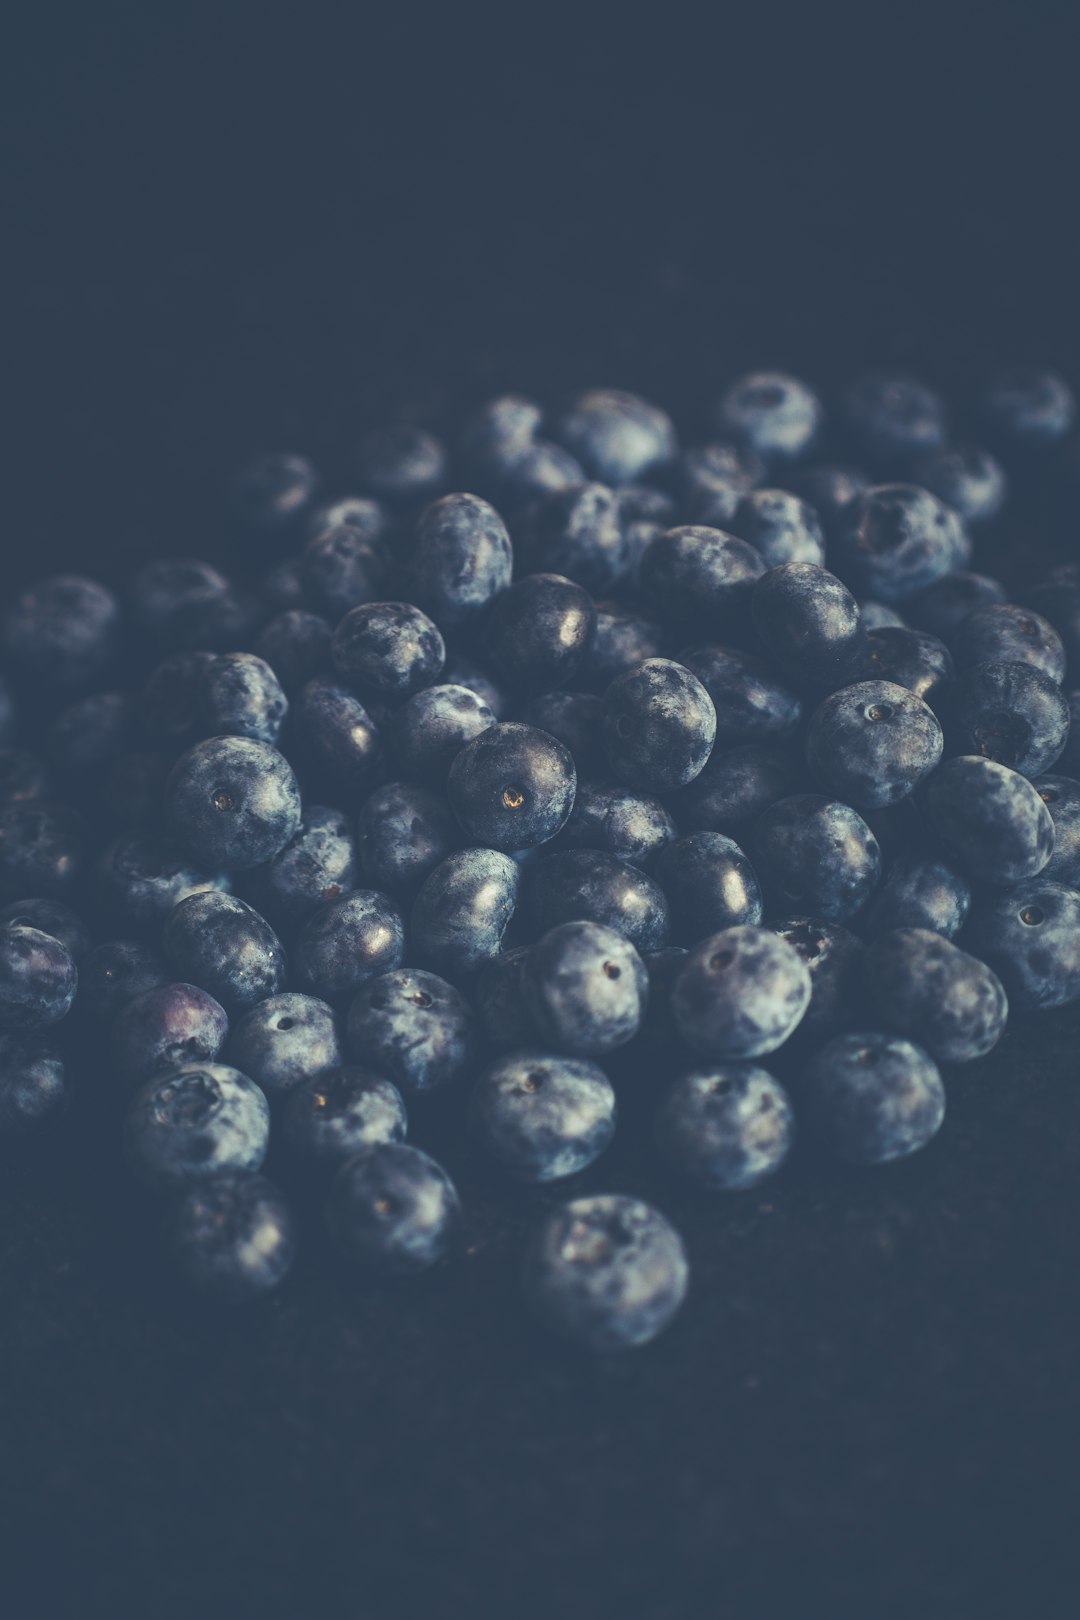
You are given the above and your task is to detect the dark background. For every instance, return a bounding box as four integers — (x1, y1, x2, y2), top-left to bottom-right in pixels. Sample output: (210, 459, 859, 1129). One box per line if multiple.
(5, 5, 1080, 1616)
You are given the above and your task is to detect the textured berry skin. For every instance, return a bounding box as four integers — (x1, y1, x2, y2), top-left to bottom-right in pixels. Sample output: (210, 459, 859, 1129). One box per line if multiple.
(243, 805, 358, 931)
(558, 781, 675, 869)
(0, 898, 89, 961)
(113, 982, 229, 1088)
(77, 939, 169, 1027)
(963, 882, 1080, 1012)
(847, 625, 953, 705)
(355, 781, 457, 898)
(834, 484, 965, 602)
(0, 802, 88, 901)
(253, 609, 332, 693)
(94, 831, 229, 932)
(552, 388, 676, 486)
(167, 1173, 298, 1302)
(293, 890, 405, 1003)
(162, 892, 286, 1015)
(0, 1033, 70, 1135)
(411, 848, 519, 979)
(522, 849, 669, 952)
(282, 1067, 406, 1167)
(675, 744, 802, 835)
(639, 527, 765, 634)
(863, 854, 971, 940)
(752, 563, 861, 684)
(0, 925, 77, 1030)
(473, 947, 534, 1050)
(923, 756, 1055, 884)
(484, 574, 597, 694)
(941, 661, 1069, 778)
(655, 1064, 794, 1190)
(198, 653, 289, 745)
(655, 832, 763, 943)
(523, 921, 646, 1056)
(167, 736, 302, 872)
(766, 916, 864, 1041)
(679, 644, 801, 747)
(440, 655, 507, 720)
(949, 604, 1066, 684)
(730, 488, 825, 567)
(470, 1049, 616, 1181)
(2, 574, 120, 691)
(671, 925, 811, 1058)
(306, 495, 387, 540)
(715, 372, 822, 462)
(301, 520, 388, 621)
(357, 424, 446, 507)
(291, 678, 382, 797)
(670, 442, 763, 527)
(1034, 776, 1080, 887)
(980, 368, 1076, 451)
(753, 795, 882, 921)
(346, 969, 476, 1096)
(806, 680, 943, 809)
(325, 1143, 460, 1273)
(864, 928, 1008, 1063)
(907, 571, 1009, 639)
(226, 992, 341, 1100)
(602, 659, 716, 793)
(408, 493, 513, 630)
(522, 1194, 688, 1352)
(390, 685, 495, 784)
(802, 1032, 945, 1165)
(842, 373, 947, 468)
(230, 451, 320, 537)
(519, 693, 605, 765)
(125, 1062, 270, 1191)
(909, 444, 1006, 524)
(331, 601, 445, 702)
(447, 722, 576, 852)
(519, 484, 628, 594)
(586, 602, 666, 691)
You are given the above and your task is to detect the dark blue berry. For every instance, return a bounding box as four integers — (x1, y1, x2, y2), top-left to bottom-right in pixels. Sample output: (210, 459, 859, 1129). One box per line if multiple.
(602, 658, 715, 792)
(752, 562, 861, 684)
(113, 982, 229, 1088)
(227, 992, 341, 1100)
(390, 684, 495, 784)
(585, 602, 665, 690)
(909, 444, 1006, 524)
(949, 604, 1066, 683)
(552, 388, 676, 486)
(412, 848, 519, 979)
(2, 574, 120, 691)
(291, 678, 382, 798)
(941, 661, 1069, 778)
(94, 831, 228, 932)
(766, 916, 864, 1041)
(558, 780, 675, 868)
(125, 1062, 269, 1192)
(639, 526, 765, 634)
(325, 1142, 460, 1273)
(518, 692, 605, 764)
(523, 921, 646, 1056)
(842, 374, 947, 468)
(807, 680, 942, 809)
(802, 1031, 945, 1164)
(302, 520, 388, 620)
(1034, 776, 1080, 887)
(862, 854, 971, 940)
(346, 968, 476, 1096)
(669, 442, 764, 527)
(357, 781, 458, 895)
(671, 925, 810, 1058)
(923, 755, 1055, 883)
(162, 892, 286, 1015)
(679, 644, 801, 747)
(230, 451, 321, 538)
(834, 484, 965, 602)
(847, 625, 953, 704)
(243, 804, 358, 931)
(0, 1033, 69, 1135)
(439, 653, 508, 720)
(357, 424, 446, 507)
(282, 1067, 406, 1168)
(906, 571, 1009, 639)
(754, 795, 881, 921)
(784, 463, 870, 533)
(447, 722, 576, 852)
(655, 1064, 794, 1190)
(470, 1049, 616, 1181)
(198, 653, 288, 745)
(167, 736, 302, 872)
(253, 609, 332, 693)
(980, 369, 1076, 452)
(76, 938, 168, 1027)
(331, 601, 445, 702)
(963, 881, 1080, 1011)
(473, 947, 534, 1050)
(0, 925, 76, 1030)
(141, 652, 217, 753)
(730, 487, 825, 566)
(716, 372, 822, 462)
(408, 493, 512, 629)
(655, 832, 762, 943)
(522, 848, 669, 952)
(1024, 564, 1080, 672)
(519, 484, 628, 594)
(675, 743, 802, 835)
(0, 898, 89, 961)
(864, 927, 1008, 1063)
(293, 890, 405, 1004)
(484, 574, 597, 694)
(167, 1172, 297, 1302)
(0, 802, 88, 901)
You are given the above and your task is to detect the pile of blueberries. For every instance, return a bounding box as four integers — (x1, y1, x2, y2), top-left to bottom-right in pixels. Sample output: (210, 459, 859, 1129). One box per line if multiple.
(3, 367, 1080, 1351)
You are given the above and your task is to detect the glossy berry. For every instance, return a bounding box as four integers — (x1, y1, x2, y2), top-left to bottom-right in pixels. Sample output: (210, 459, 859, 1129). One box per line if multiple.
(766, 916, 864, 1041)
(602, 659, 716, 792)
(963, 882, 1080, 1012)
(113, 982, 229, 1088)
(655, 832, 762, 943)
(842, 373, 947, 467)
(447, 722, 576, 852)
(331, 601, 445, 702)
(522, 849, 669, 952)
(230, 451, 320, 537)
(166, 736, 302, 871)
(552, 388, 676, 486)
(243, 804, 358, 931)
(802, 1032, 945, 1164)
(715, 372, 822, 462)
(293, 890, 405, 1003)
(923, 756, 1055, 884)
(519, 484, 628, 595)
(864, 928, 1008, 1063)
(847, 625, 953, 705)
(0, 925, 77, 1030)
(77, 938, 168, 1027)
(678, 644, 801, 747)
(754, 795, 881, 921)
(484, 574, 596, 693)
(124, 1063, 270, 1192)
(730, 488, 825, 566)
(834, 484, 965, 602)
(2, 574, 120, 691)
(356, 781, 457, 897)
(675, 744, 802, 835)
(346, 969, 476, 1096)
(357, 424, 446, 507)
(198, 653, 288, 745)
(470, 1049, 616, 1181)
(291, 678, 382, 797)
(167, 1173, 298, 1302)
(282, 1067, 406, 1168)
(162, 892, 285, 1015)
(655, 1064, 794, 1190)
(639, 527, 765, 634)
(325, 1142, 460, 1273)
(522, 1194, 688, 1352)
(523, 921, 646, 1056)
(671, 925, 811, 1058)
(411, 849, 519, 979)
(558, 781, 675, 869)
(0, 1034, 70, 1136)
(408, 493, 512, 629)
(227, 992, 342, 1100)
(806, 680, 943, 809)
(863, 854, 971, 940)
(752, 562, 861, 684)
(948, 604, 1066, 684)
(941, 661, 1069, 778)
(390, 685, 495, 784)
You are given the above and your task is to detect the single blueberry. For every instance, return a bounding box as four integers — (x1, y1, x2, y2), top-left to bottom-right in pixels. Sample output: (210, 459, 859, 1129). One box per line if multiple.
(325, 1142, 460, 1273)
(113, 982, 229, 1089)
(518, 484, 629, 594)
(668, 442, 764, 527)
(980, 368, 1076, 452)
(806, 680, 943, 809)
(862, 854, 971, 940)
(293, 890, 406, 1004)
(842, 373, 947, 468)
(253, 609, 332, 693)
(76, 938, 169, 1028)
(551, 388, 677, 486)
(198, 653, 289, 745)
(227, 992, 342, 1100)
(357, 781, 458, 895)
(125, 1062, 270, 1192)
(411, 848, 519, 979)
(730, 487, 825, 566)
(679, 644, 802, 747)
(752, 562, 861, 685)
(484, 574, 597, 694)
(523, 921, 647, 1056)
(585, 602, 666, 691)
(754, 795, 882, 921)
(473, 947, 535, 1051)
(923, 756, 1055, 884)
(833, 484, 966, 602)
(949, 604, 1066, 684)
(0, 898, 89, 961)
(655, 832, 763, 943)
(802, 1031, 945, 1164)
(0, 1033, 70, 1135)
(242, 804, 358, 932)
(470, 1049, 616, 1181)
(357, 424, 446, 507)
(522, 848, 669, 952)
(331, 601, 445, 703)
(783, 463, 870, 534)
(302, 520, 389, 620)
(230, 451, 321, 538)
(940, 661, 1069, 778)
(557, 780, 675, 869)
(439, 653, 508, 720)
(346, 968, 477, 1096)
(909, 444, 1007, 524)
(167, 736, 302, 872)
(290, 678, 382, 798)
(846, 625, 953, 704)
(2, 574, 120, 691)
(655, 1064, 794, 1190)
(447, 722, 576, 852)
(408, 492, 513, 629)
(0, 925, 76, 1030)
(674, 743, 802, 835)
(671, 925, 810, 1058)
(639, 526, 765, 634)
(864, 927, 1008, 1063)
(963, 881, 1080, 1011)
(282, 1067, 407, 1168)
(390, 684, 496, 785)
(602, 658, 716, 793)
(715, 372, 822, 462)
(162, 892, 286, 1015)
(167, 1172, 298, 1302)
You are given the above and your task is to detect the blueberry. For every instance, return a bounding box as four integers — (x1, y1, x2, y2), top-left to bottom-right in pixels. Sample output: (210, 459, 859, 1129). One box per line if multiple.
(558, 780, 675, 868)
(0, 925, 76, 1031)
(293, 890, 405, 1004)
(470, 1049, 616, 1181)
(847, 625, 953, 705)
(125, 1063, 269, 1192)
(518, 692, 605, 764)
(113, 982, 229, 1088)
(167, 1173, 298, 1302)
(243, 804, 358, 931)
(253, 609, 332, 693)
(459, 394, 544, 464)
(162, 892, 286, 1015)
(602, 658, 715, 793)
(46, 692, 133, 779)
(941, 661, 1069, 778)
(551, 388, 676, 486)
(0, 802, 88, 901)
(522, 1194, 688, 1352)
(94, 831, 229, 931)
(766, 916, 865, 1041)
(390, 684, 496, 784)
(980, 368, 1076, 451)
(1034, 775, 1080, 887)
(346, 968, 477, 1096)
(656, 832, 762, 943)
(331, 601, 445, 703)
(671, 925, 810, 1058)
(909, 444, 1007, 524)
(834, 484, 965, 602)
(291, 678, 382, 797)
(357, 424, 446, 507)
(923, 756, 1055, 883)
(963, 881, 1080, 1011)
(669, 442, 764, 527)
(302, 520, 389, 620)
(751, 562, 861, 684)
(784, 463, 870, 533)
(447, 722, 576, 852)
(806, 680, 943, 809)
(655, 1063, 794, 1190)
(639, 526, 765, 634)
(754, 795, 881, 921)
(0, 1033, 69, 1135)
(802, 1031, 945, 1164)
(470, 436, 584, 511)
(325, 1142, 460, 1273)
(282, 1067, 407, 1168)
(948, 604, 1066, 683)
(473, 947, 535, 1050)
(906, 571, 1009, 639)
(730, 488, 825, 567)
(715, 372, 822, 462)
(167, 736, 302, 872)
(2, 574, 120, 691)
(412, 851, 518, 984)
(679, 644, 801, 747)
(862, 854, 971, 940)
(141, 652, 218, 753)
(585, 602, 666, 690)
(230, 451, 320, 538)
(306, 494, 388, 540)
(674, 743, 802, 835)
(0, 898, 89, 961)
(128, 559, 255, 653)
(868, 927, 1009, 1062)
(357, 781, 458, 895)
(523, 921, 646, 1056)
(842, 373, 947, 468)
(522, 849, 669, 952)
(407, 493, 512, 629)
(0, 750, 53, 808)
(198, 653, 289, 745)
(1024, 564, 1080, 671)
(484, 574, 597, 694)
(518, 484, 628, 594)
(439, 653, 508, 720)
(76, 938, 168, 1027)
